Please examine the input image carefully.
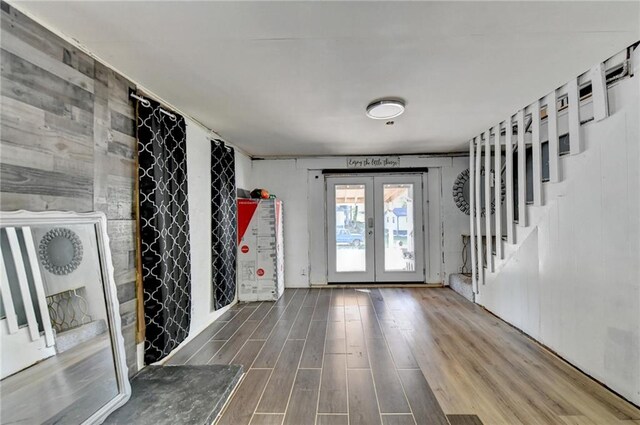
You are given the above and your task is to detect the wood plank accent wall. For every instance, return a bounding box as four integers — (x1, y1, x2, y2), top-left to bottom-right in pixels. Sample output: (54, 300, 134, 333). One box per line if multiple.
(0, 1, 139, 376)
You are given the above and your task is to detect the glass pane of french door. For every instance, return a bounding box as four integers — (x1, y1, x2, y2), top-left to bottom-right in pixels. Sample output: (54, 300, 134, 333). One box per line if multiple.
(327, 177, 375, 283)
(382, 183, 415, 272)
(335, 184, 366, 272)
(374, 174, 425, 282)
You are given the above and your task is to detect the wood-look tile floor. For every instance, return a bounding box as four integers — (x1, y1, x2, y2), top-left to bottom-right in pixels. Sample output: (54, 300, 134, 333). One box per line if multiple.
(167, 288, 640, 425)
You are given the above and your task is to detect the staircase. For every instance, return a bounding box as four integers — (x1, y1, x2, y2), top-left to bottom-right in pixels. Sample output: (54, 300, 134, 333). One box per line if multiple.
(463, 43, 640, 407)
(469, 44, 634, 293)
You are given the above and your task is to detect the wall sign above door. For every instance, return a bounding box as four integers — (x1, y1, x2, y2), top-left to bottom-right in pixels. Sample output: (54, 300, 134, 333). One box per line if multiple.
(346, 156, 401, 169)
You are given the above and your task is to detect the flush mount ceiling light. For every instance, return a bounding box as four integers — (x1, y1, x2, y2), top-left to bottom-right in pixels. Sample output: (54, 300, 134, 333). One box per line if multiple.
(366, 99, 405, 120)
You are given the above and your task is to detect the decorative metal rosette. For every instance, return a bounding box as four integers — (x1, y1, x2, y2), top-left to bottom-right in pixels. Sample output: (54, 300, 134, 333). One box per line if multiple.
(39, 228, 83, 275)
(452, 168, 506, 217)
(453, 168, 472, 215)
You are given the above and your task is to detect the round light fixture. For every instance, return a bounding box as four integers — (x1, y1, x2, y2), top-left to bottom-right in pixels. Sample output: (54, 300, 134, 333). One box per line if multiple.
(366, 99, 405, 120)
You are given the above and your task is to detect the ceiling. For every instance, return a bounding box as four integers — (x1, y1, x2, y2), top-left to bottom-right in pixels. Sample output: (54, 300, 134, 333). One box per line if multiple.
(13, 1, 640, 157)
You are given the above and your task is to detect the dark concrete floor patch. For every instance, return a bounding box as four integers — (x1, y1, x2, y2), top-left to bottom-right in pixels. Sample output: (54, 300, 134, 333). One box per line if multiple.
(104, 365, 243, 425)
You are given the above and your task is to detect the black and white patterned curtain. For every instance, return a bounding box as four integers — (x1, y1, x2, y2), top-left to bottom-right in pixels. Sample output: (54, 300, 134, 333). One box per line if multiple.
(211, 140, 237, 310)
(136, 97, 191, 363)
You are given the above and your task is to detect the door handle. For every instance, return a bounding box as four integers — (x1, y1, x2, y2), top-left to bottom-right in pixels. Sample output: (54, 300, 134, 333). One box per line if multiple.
(367, 217, 374, 228)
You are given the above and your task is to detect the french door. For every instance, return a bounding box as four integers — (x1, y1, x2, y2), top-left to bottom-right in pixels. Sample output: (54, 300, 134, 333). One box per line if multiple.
(326, 174, 425, 283)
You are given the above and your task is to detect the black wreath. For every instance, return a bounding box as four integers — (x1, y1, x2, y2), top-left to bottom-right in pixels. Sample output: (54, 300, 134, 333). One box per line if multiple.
(39, 228, 83, 275)
(452, 168, 506, 216)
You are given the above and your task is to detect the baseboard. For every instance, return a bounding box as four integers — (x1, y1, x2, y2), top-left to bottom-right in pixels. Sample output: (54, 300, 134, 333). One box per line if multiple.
(311, 283, 444, 289)
(156, 299, 238, 366)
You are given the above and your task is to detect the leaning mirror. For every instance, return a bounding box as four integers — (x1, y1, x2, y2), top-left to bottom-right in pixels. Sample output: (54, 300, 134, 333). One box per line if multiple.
(0, 211, 131, 424)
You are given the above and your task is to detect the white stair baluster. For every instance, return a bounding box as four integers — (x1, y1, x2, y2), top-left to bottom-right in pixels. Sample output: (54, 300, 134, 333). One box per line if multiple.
(469, 140, 478, 293)
(484, 130, 493, 272)
(532, 100, 542, 206)
(475, 138, 484, 284)
(548, 90, 560, 183)
(22, 227, 55, 347)
(0, 243, 19, 334)
(591, 63, 609, 121)
(517, 110, 527, 227)
(493, 123, 503, 260)
(6, 228, 40, 341)
(568, 78, 583, 155)
(505, 116, 515, 244)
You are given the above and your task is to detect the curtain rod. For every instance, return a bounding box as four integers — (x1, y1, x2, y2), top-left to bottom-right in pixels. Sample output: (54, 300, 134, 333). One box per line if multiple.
(213, 139, 232, 152)
(130, 92, 177, 121)
(131, 92, 230, 152)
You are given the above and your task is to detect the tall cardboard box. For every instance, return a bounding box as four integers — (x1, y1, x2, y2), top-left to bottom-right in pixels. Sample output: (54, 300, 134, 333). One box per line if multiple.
(237, 199, 284, 302)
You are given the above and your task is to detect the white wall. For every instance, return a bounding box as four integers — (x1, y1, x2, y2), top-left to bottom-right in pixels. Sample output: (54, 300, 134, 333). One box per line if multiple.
(478, 64, 640, 405)
(251, 159, 310, 287)
(235, 144, 253, 192)
(251, 155, 469, 287)
(185, 120, 253, 333)
(442, 157, 473, 280)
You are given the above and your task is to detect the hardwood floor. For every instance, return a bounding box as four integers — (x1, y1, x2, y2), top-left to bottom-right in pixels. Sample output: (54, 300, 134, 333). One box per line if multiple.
(1, 334, 118, 424)
(166, 288, 640, 425)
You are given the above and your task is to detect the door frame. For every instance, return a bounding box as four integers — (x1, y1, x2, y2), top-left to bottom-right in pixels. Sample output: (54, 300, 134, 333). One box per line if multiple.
(325, 172, 428, 284)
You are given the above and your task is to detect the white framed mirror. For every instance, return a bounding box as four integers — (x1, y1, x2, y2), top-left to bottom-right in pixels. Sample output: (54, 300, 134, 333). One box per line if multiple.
(0, 210, 131, 424)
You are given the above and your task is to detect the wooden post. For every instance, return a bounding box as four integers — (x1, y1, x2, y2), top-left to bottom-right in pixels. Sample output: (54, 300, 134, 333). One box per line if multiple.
(134, 102, 146, 347)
